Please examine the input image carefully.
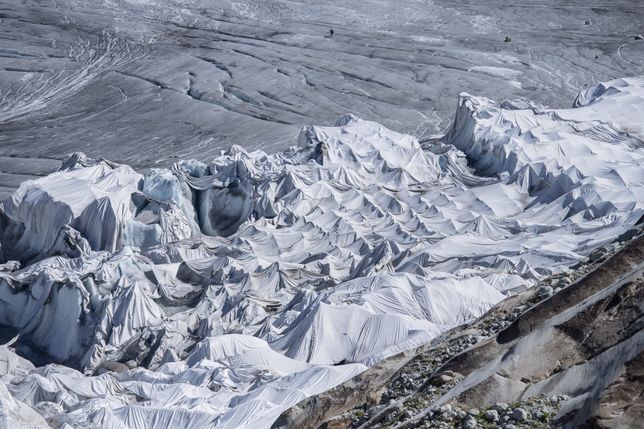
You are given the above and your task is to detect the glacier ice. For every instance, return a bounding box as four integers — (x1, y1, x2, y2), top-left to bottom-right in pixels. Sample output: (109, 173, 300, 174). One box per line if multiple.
(0, 77, 643, 428)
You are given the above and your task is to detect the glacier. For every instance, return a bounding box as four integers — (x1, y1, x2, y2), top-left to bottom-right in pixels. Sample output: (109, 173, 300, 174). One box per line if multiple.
(0, 77, 643, 428)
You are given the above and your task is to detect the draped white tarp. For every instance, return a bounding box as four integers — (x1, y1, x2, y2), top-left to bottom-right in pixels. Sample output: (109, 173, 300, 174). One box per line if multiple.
(0, 77, 643, 428)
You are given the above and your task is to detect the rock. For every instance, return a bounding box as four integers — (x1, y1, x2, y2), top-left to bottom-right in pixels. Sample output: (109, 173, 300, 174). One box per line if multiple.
(589, 248, 606, 262)
(534, 409, 548, 420)
(494, 402, 510, 413)
(635, 34, 643, 40)
(485, 409, 499, 422)
(584, 19, 591, 25)
(370, 405, 384, 415)
(560, 275, 572, 284)
(326, 415, 354, 428)
(463, 414, 477, 428)
(504, 36, 512, 42)
(435, 374, 454, 385)
(95, 360, 130, 374)
(617, 228, 641, 243)
(538, 285, 554, 298)
(512, 408, 528, 421)
(439, 404, 452, 414)
(434, 370, 462, 386)
(468, 408, 479, 416)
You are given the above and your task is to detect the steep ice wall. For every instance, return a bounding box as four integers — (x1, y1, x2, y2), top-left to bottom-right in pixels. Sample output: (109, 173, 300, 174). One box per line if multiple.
(0, 77, 642, 428)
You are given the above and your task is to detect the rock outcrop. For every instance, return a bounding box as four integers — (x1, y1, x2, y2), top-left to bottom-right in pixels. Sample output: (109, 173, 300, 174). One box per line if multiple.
(276, 231, 643, 428)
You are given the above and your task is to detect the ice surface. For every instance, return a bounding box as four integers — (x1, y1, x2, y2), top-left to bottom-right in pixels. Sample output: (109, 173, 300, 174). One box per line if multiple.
(2, 0, 643, 171)
(0, 78, 643, 428)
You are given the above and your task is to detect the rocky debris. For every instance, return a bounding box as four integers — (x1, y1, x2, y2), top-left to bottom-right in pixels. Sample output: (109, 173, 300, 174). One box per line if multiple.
(345, 395, 566, 429)
(275, 227, 644, 429)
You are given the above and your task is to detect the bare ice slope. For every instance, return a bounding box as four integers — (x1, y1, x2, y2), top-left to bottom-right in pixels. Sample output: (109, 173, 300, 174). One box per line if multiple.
(1, 0, 643, 195)
(0, 77, 643, 428)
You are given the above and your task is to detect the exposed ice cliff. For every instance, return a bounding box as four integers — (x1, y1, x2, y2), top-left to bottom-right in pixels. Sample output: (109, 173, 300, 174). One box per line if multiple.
(0, 77, 643, 428)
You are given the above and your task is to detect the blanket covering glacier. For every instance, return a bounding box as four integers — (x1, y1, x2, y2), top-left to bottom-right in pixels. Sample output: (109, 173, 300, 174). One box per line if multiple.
(0, 77, 643, 428)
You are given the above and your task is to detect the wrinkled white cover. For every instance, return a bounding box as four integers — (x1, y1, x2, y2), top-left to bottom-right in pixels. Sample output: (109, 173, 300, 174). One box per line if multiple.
(0, 77, 642, 428)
